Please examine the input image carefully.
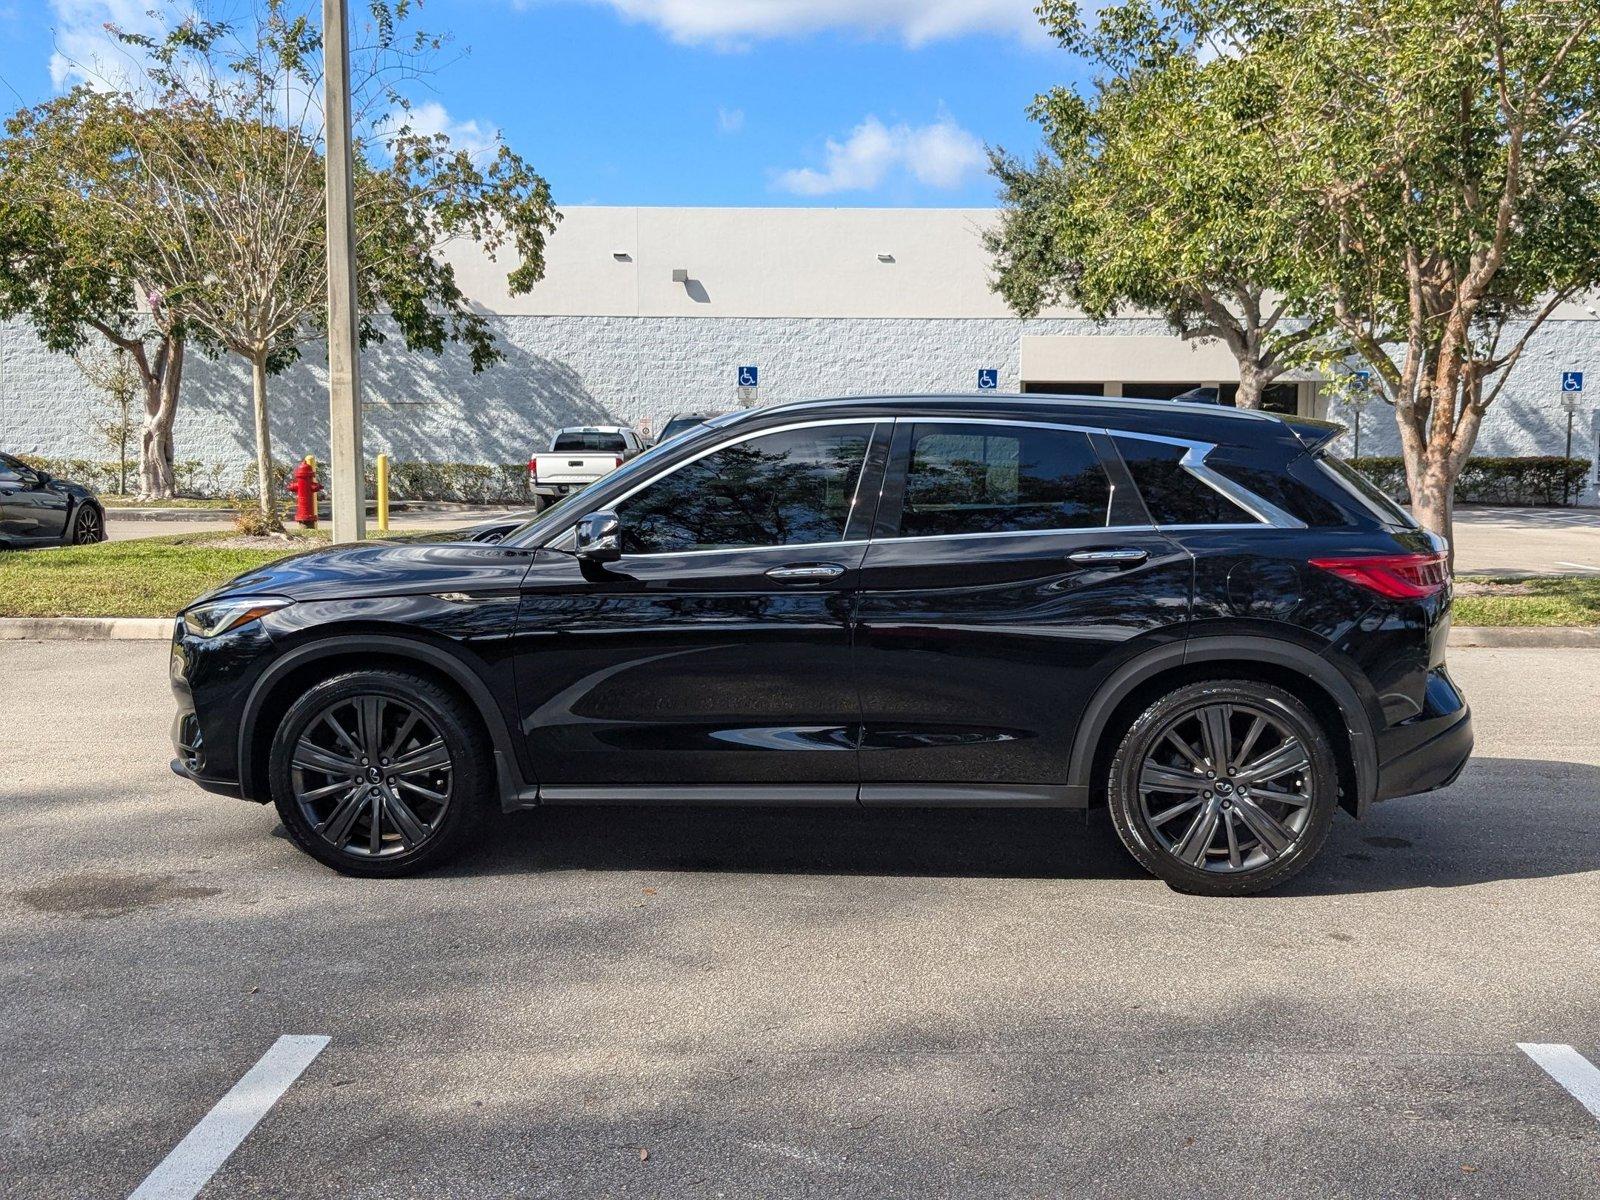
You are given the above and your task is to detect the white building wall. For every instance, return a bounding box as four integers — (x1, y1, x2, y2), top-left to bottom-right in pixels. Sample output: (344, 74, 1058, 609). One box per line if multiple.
(0, 205, 1596, 501)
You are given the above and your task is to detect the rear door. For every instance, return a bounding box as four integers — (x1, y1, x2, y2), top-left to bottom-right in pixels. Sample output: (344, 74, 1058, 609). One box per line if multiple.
(852, 418, 1192, 801)
(0, 456, 69, 544)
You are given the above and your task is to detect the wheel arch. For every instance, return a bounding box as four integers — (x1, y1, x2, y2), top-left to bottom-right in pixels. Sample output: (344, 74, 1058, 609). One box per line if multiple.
(1069, 636, 1379, 818)
(237, 634, 529, 808)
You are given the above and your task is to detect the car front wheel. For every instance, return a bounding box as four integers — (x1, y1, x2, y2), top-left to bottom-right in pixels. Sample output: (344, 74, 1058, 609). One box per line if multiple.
(268, 670, 491, 876)
(1106, 680, 1339, 896)
(68, 503, 104, 545)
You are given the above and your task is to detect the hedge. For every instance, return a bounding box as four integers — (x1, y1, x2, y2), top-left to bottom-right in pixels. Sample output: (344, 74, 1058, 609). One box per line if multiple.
(1348, 456, 1591, 507)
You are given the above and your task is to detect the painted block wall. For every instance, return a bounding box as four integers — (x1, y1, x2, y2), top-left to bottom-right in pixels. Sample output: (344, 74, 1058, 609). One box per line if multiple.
(2, 314, 1596, 503)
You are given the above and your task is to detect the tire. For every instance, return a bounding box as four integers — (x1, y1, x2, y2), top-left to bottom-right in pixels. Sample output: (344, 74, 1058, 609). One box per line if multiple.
(268, 669, 492, 877)
(1105, 680, 1339, 896)
(66, 503, 105, 545)
(532, 494, 551, 514)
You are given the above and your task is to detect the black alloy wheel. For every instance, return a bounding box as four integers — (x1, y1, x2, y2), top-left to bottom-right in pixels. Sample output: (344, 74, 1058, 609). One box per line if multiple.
(70, 504, 104, 544)
(269, 670, 489, 876)
(1107, 681, 1338, 896)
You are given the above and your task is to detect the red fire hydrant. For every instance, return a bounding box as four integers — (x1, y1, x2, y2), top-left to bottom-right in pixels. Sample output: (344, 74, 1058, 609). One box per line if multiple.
(289, 455, 323, 528)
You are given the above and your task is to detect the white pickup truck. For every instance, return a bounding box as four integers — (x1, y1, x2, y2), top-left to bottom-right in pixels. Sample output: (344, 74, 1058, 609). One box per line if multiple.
(528, 426, 646, 511)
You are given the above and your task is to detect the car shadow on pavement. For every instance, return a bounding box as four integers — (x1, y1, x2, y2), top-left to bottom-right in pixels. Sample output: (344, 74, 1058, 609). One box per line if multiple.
(418, 756, 1600, 892)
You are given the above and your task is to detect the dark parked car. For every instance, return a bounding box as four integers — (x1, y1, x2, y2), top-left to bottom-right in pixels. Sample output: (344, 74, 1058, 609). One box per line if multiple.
(655, 411, 729, 444)
(0, 454, 106, 548)
(169, 395, 1471, 894)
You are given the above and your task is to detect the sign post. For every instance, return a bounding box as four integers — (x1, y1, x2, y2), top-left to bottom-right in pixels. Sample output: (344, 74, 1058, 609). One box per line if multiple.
(1561, 372, 1584, 504)
(1348, 370, 1374, 461)
(736, 365, 759, 407)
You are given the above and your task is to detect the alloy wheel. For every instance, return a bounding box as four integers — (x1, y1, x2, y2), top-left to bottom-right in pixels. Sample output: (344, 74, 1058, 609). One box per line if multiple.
(1137, 701, 1315, 874)
(73, 506, 103, 544)
(290, 695, 454, 859)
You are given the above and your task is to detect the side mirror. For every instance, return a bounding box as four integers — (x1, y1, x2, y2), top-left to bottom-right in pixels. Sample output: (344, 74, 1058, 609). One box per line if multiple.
(574, 510, 621, 563)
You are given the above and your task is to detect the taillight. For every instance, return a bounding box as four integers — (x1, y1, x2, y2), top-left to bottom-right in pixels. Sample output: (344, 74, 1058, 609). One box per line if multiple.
(528, 457, 538, 482)
(1308, 552, 1449, 599)
(613, 456, 624, 469)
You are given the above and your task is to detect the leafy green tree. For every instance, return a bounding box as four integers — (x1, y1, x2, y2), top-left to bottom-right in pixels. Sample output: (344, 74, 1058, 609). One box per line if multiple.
(989, 7, 1327, 409)
(0, 102, 190, 499)
(5, 0, 557, 526)
(1034, 0, 1600, 548)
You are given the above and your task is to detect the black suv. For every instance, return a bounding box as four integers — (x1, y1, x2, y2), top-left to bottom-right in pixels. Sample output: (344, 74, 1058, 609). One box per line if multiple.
(169, 395, 1471, 894)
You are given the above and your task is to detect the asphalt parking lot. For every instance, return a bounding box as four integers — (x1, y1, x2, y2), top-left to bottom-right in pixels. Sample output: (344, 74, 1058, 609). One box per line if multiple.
(2, 642, 1598, 1198)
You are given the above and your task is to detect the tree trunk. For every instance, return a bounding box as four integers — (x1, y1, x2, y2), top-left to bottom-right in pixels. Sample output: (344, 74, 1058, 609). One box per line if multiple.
(250, 352, 281, 529)
(1410, 460, 1455, 564)
(1234, 364, 1265, 411)
(137, 336, 183, 500)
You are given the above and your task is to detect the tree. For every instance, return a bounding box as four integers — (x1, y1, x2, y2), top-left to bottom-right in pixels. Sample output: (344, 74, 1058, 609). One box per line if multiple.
(0, 103, 190, 499)
(77, 346, 141, 494)
(989, 6, 1328, 409)
(8, 0, 558, 526)
(1043, 0, 1600, 548)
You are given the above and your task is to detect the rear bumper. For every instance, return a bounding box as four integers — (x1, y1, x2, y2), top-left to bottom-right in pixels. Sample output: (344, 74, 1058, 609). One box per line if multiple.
(1374, 706, 1473, 800)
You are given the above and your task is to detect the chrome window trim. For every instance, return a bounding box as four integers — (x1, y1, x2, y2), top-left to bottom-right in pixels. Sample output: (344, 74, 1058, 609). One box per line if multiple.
(1104, 430, 1307, 530)
(544, 417, 882, 557)
(540, 412, 1305, 558)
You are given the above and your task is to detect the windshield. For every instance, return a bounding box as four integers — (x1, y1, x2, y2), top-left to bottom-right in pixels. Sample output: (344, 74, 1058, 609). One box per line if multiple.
(552, 431, 627, 453)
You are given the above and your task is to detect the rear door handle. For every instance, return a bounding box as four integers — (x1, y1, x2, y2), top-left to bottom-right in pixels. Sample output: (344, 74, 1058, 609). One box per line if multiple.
(1068, 548, 1148, 566)
(766, 563, 846, 581)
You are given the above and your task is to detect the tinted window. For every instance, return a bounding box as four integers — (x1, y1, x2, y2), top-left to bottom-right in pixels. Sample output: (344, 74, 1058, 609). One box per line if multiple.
(1318, 454, 1419, 529)
(1209, 458, 1346, 527)
(896, 423, 1110, 538)
(553, 431, 628, 453)
(617, 423, 873, 553)
(1114, 438, 1254, 526)
(659, 415, 715, 442)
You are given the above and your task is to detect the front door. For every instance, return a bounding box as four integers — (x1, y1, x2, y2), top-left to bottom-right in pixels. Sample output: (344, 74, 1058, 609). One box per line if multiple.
(0, 457, 69, 544)
(516, 419, 888, 799)
(853, 418, 1192, 800)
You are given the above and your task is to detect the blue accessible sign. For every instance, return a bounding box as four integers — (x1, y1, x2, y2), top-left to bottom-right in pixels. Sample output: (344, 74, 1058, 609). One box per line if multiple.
(738, 365, 759, 388)
(1561, 370, 1584, 393)
(977, 368, 999, 390)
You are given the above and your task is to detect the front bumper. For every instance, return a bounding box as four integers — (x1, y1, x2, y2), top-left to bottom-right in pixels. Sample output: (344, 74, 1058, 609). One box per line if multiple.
(169, 754, 245, 798)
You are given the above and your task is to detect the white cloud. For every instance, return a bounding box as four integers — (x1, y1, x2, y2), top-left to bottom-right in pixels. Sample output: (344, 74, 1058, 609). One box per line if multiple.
(49, 0, 168, 91)
(774, 114, 985, 196)
(716, 105, 745, 134)
(398, 101, 501, 159)
(564, 0, 1044, 48)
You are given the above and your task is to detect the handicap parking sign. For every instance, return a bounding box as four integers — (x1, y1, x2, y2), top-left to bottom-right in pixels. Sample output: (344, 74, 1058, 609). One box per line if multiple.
(1562, 370, 1584, 393)
(977, 368, 999, 390)
(738, 365, 759, 388)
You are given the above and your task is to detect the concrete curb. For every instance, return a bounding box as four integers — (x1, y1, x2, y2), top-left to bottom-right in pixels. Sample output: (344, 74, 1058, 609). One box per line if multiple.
(0, 617, 173, 640)
(2, 616, 1597, 647)
(104, 501, 516, 522)
(1448, 625, 1600, 648)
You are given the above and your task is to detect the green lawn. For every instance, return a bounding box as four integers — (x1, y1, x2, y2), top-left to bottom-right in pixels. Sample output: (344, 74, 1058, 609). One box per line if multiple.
(0, 533, 321, 618)
(1453, 576, 1600, 627)
(98, 496, 243, 510)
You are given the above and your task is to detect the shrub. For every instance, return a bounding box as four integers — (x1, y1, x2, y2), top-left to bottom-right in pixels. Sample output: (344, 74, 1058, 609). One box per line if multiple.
(381, 460, 531, 504)
(233, 505, 284, 535)
(1348, 456, 1591, 507)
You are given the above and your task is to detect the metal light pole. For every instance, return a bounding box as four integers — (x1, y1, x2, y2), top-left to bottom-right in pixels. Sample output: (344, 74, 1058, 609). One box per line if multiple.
(323, 0, 365, 542)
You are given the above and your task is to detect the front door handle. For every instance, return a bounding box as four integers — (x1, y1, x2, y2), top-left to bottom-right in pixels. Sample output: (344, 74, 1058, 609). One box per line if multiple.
(766, 563, 846, 581)
(1068, 548, 1148, 566)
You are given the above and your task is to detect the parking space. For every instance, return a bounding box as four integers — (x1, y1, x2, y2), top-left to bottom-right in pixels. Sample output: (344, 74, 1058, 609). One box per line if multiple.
(2, 642, 1598, 1197)
(1451, 505, 1600, 575)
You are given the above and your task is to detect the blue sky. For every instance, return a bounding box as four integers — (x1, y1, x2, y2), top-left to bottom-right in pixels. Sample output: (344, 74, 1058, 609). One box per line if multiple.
(0, 1, 1086, 208)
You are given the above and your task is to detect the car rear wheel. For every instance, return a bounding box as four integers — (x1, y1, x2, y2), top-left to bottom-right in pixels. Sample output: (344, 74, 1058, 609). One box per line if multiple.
(68, 503, 104, 545)
(268, 670, 491, 877)
(1105, 681, 1339, 896)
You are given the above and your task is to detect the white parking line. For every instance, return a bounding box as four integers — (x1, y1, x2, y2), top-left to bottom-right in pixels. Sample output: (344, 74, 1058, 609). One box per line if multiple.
(1554, 561, 1600, 573)
(128, 1035, 330, 1200)
(1518, 1043, 1600, 1122)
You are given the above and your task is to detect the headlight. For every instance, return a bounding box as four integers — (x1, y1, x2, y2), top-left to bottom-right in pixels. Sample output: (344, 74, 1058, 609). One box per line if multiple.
(181, 595, 293, 638)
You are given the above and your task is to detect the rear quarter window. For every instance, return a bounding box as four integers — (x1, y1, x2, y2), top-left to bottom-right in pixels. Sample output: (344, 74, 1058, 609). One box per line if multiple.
(1207, 458, 1348, 527)
(1112, 438, 1253, 526)
(1316, 455, 1419, 529)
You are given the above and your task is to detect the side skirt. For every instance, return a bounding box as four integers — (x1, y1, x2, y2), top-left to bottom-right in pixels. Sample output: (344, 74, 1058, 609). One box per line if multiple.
(505, 782, 1088, 810)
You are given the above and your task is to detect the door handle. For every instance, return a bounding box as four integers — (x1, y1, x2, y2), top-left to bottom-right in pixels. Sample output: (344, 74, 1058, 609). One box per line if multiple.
(1068, 548, 1148, 566)
(766, 563, 846, 581)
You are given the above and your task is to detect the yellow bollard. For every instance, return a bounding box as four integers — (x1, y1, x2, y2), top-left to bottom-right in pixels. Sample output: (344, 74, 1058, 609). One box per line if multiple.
(375, 453, 389, 533)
